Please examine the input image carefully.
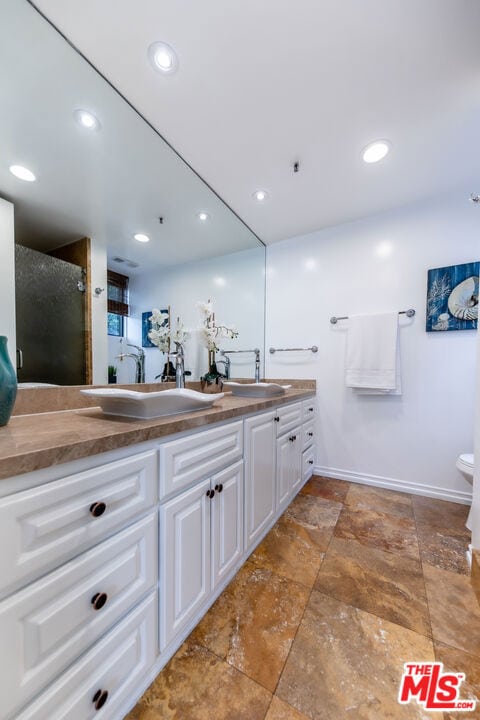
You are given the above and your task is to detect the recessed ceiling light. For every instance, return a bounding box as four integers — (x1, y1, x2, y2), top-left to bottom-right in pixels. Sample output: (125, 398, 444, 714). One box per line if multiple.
(362, 140, 390, 164)
(134, 233, 150, 243)
(74, 109, 100, 131)
(253, 189, 268, 202)
(148, 42, 178, 74)
(9, 165, 36, 182)
(197, 212, 210, 222)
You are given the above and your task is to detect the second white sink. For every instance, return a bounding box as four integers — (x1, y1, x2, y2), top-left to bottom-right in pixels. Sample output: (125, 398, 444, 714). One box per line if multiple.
(223, 382, 291, 397)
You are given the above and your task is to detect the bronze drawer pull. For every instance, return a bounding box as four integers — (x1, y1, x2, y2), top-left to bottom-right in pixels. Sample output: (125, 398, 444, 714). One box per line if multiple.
(89, 502, 106, 518)
(92, 689, 108, 710)
(91, 592, 108, 611)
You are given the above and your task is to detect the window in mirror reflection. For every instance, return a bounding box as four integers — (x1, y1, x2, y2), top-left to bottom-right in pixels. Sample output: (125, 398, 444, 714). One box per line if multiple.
(107, 312, 124, 337)
(107, 270, 129, 337)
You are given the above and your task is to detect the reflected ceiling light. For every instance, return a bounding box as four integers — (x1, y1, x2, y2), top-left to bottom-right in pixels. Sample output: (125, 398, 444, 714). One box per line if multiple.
(214, 276, 226, 287)
(74, 109, 100, 130)
(375, 241, 393, 258)
(148, 42, 178, 74)
(197, 212, 210, 222)
(9, 164, 36, 182)
(253, 189, 268, 202)
(305, 258, 317, 270)
(362, 140, 390, 163)
(134, 233, 150, 243)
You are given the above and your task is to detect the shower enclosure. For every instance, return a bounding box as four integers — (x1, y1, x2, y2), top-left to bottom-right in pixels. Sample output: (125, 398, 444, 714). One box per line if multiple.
(15, 245, 87, 385)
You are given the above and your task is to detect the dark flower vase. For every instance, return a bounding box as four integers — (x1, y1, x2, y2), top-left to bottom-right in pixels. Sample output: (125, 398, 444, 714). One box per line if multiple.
(0, 337, 17, 426)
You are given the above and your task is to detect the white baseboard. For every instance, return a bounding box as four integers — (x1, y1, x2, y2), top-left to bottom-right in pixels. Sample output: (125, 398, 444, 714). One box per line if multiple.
(314, 465, 473, 505)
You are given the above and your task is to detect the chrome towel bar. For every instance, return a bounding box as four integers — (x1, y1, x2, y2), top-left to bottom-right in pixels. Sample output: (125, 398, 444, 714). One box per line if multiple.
(269, 346, 318, 354)
(330, 309, 415, 325)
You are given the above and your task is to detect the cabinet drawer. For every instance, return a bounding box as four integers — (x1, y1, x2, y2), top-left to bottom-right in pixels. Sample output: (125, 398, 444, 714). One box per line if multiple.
(302, 398, 316, 423)
(16, 591, 157, 720)
(159, 421, 243, 499)
(302, 447, 315, 483)
(0, 450, 157, 599)
(0, 514, 156, 720)
(303, 420, 315, 451)
(275, 402, 302, 437)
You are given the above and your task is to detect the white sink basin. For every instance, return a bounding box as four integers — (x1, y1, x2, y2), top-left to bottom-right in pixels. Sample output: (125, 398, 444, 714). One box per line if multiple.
(80, 388, 224, 419)
(223, 382, 291, 398)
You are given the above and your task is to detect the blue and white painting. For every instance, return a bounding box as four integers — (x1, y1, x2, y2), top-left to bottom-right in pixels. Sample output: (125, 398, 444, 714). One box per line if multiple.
(142, 309, 168, 347)
(426, 262, 479, 332)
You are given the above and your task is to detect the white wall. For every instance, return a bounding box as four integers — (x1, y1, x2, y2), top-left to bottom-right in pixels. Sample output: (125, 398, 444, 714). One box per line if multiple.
(0, 198, 16, 366)
(109, 246, 265, 384)
(266, 191, 478, 502)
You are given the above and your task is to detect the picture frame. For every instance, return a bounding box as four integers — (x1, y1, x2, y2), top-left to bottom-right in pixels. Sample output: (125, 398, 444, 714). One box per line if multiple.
(142, 308, 169, 347)
(426, 262, 479, 332)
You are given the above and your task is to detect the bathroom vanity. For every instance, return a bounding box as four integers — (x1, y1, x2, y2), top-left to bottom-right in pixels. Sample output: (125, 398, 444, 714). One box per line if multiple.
(0, 386, 315, 719)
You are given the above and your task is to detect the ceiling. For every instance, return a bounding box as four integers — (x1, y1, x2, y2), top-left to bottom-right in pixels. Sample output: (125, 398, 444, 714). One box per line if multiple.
(32, 0, 480, 244)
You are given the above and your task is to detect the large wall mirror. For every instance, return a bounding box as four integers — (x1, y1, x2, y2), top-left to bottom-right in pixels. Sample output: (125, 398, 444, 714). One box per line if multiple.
(0, 0, 265, 386)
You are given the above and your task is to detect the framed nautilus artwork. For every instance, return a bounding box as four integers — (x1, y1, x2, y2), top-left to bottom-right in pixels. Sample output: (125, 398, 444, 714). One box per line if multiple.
(426, 262, 479, 332)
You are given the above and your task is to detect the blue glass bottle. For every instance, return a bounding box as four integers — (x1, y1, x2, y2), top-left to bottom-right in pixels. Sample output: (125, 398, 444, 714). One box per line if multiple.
(0, 337, 17, 426)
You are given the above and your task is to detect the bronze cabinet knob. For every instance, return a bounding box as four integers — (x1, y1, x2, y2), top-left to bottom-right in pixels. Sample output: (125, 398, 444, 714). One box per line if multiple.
(274, 416, 280, 422)
(91, 592, 108, 610)
(308, 460, 314, 465)
(89, 502, 106, 518)
(308, 432, 313, 437)
(215, 483, 224, 493)
(92, 689, 108, 710)
(206, 489, 215, 499)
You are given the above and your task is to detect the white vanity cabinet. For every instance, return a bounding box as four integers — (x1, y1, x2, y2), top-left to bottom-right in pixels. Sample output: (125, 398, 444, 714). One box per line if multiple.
(0, 446, 158, 720)
(0, 391, 315, 720)
(159, 459, 244, 651)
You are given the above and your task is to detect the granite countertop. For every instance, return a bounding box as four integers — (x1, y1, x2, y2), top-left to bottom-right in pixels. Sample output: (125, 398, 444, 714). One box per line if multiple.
(0, 388, 314, 481)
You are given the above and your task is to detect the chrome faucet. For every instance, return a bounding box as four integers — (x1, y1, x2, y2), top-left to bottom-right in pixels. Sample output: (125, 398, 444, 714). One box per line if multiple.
(216, 353, 231, 379)
(168, 342, 185, 388)
(116, 342, 145, 383)
(219, 348, 261, 383)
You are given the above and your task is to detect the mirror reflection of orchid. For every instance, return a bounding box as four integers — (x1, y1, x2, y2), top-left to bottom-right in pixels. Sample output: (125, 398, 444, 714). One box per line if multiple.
(198, 299, 238, 386)
(148, 309, 189, 354)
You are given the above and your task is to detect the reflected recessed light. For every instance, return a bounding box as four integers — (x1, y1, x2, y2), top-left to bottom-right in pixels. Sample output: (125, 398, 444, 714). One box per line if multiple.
(74, 109, 100, 131)
(134, 233, 150, 243)
(253, 189, 268, 202)
(197, 212, 210, 222)
(362, 140, 390, 163)
(214, 276, 226, 287)
(9, 164, 36, 182)
(148, 42, 179, 74)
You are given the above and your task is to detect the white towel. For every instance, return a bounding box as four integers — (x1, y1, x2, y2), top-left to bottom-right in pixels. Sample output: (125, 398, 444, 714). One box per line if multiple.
(345, 312, 401, 395)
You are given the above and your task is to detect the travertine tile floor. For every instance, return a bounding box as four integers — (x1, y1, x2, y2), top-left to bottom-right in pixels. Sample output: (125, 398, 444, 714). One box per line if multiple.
(127, 477, 480, 720)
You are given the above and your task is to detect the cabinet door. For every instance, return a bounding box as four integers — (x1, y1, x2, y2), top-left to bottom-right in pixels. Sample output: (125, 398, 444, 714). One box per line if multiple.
(276, 428, 302, 511)
(211, 460, 244, 588)
(160, 480, 212, 650)
(244, 412, 276, 551)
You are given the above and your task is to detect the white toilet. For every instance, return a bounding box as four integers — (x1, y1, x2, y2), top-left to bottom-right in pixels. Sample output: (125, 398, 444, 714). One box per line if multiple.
(456, 453, 474, 530)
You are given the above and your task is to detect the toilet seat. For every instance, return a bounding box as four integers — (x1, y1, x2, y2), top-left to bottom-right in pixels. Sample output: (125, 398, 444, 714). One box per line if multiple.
(456, 453, 474, 476)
